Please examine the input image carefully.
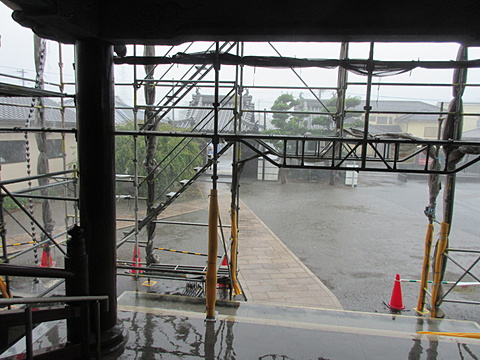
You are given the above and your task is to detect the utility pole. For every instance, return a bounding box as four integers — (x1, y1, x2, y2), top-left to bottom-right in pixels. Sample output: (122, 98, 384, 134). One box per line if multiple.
(17, 69, 27, 86)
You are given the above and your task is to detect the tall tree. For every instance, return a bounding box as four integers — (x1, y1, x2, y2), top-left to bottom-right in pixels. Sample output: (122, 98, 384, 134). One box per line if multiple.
(311, 95, 362, 135)
(267, 93, 361, 136)
(268, 93, 308, 135)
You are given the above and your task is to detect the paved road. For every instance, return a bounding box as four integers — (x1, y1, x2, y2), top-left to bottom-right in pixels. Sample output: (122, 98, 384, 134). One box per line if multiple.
(239, 172, 480, 322)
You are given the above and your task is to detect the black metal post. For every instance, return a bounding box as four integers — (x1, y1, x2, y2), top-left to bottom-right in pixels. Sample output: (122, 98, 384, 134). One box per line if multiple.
(65, 225, 90, 359)
(361, 42, 374, 169)
(75, 39, 126, 353)
(25, 306, 33, 360)
(212, 41, 220, 190)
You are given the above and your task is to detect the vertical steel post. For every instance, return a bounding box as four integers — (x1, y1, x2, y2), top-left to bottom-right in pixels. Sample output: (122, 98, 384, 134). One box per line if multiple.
(75, 39, 126, 351)
(0, 194, 8, 265)
(206, 42, 221, 320)
(430, 221, 450, 318)
(25, 306, 33, 360)
(361, 43, 374, 170)
(229, 42, 242, 297)
(65, 225, 90, 358)
(415, 223, 434, 315)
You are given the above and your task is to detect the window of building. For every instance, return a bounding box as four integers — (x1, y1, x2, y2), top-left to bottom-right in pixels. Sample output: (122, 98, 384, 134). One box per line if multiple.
(424, 127, 438, 138)
(0, 140, 26, 164)
(47, 139, 64, 159)
(376, 116, 388, 125)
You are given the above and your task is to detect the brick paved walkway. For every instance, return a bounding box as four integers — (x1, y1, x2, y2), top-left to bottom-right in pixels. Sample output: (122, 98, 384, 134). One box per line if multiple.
(198, 181, 342, 310)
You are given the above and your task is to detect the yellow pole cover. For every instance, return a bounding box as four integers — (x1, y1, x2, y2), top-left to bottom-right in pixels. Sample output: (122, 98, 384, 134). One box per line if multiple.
(430, 221, 450, 318)
(418, 331, 480, 339)
(205, 189, 219, 320)
(415, 223, 434, 314)
(230, 207, 242, 295)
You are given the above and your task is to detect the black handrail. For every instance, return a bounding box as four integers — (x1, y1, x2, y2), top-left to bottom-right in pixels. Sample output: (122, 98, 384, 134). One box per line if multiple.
(0, 295, 108, 360)
(0, 263, 74, 279)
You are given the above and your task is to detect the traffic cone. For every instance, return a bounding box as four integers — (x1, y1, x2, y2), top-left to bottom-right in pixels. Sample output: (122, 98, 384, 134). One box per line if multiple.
(39, 247, 53, 268)
(130, 246, 143, 274)
(389, 273, 405, 310)
(221, 255, 228, 267)
(218, 256, 229, 288)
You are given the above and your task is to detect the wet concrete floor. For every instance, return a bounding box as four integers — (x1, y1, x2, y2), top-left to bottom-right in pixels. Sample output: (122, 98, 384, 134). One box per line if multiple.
(3, 290, 480, 359)
(109, 292, 480, 359)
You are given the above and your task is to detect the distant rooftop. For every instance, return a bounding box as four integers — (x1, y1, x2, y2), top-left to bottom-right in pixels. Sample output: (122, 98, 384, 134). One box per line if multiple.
(0, 96, 76, 127)
(171, 90, 259, 133)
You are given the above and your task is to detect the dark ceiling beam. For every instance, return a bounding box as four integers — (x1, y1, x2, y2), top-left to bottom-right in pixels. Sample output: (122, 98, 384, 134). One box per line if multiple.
(2, 0, 480, 45)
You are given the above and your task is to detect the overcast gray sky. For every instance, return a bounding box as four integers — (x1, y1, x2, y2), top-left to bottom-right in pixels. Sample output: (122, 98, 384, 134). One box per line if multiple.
(2, 3, 480, 108)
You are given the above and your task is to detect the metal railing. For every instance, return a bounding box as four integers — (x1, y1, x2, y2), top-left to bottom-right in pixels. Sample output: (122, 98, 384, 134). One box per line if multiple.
(0, 225, 104, 360)
(0, 295, 108, 360)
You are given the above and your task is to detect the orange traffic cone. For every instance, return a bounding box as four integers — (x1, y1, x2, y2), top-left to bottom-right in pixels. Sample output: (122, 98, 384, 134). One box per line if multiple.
(130, 246, 143, 274)
(39, 248, 53, 268)
(218, 256, 229, 288)
(221, 255, 228, 267)
(389, 273, 405, 310)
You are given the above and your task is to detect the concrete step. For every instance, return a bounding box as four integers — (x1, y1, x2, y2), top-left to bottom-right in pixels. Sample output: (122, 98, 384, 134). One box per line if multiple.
(115, 291, 480, 359)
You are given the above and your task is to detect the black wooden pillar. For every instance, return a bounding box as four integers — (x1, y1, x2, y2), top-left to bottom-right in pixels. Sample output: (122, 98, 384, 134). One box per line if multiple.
(75, 39, 125, 353)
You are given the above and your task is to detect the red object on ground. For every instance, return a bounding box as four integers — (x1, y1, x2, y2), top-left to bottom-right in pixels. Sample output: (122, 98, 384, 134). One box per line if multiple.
(39, 248, 53, 268)
(130, 246, 143, 274)
(389, 273, 405, 310)
(221, 255, 228, 267)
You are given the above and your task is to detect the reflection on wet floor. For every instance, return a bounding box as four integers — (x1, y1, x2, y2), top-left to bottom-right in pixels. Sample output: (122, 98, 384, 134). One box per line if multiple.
(108, 291, 480, 359)
(3, 291, 480, 359)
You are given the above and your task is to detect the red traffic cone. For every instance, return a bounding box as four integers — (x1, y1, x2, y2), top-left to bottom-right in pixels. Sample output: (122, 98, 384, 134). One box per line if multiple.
(389, 274, 405, 310)
(130, 246, 143, 274)
(39, 248, 53, 268)
(221, 255, 228, 267)
(218, 256, 229, 288)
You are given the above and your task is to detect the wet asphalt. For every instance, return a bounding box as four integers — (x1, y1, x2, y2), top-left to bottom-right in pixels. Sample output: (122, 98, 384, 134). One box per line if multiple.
(238, 172, 480, 322)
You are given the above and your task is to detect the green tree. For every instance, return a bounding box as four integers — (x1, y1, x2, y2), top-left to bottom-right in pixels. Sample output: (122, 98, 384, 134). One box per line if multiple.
(311, 95, 362, 135)
(268, 93, 309, 135)
(266, 93, 362, 136)
(115, 122, 204, 200)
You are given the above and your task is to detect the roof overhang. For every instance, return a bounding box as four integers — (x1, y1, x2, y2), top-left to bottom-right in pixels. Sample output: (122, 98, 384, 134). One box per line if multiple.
(2, 0, 480, 46)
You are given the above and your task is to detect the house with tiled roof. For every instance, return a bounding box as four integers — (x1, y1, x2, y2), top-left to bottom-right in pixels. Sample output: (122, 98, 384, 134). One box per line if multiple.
(171, 89, 259, 133)
(63, 96, 138, 125)
(462, 103, 480, 133)
(350, 100, 442, 138)
(300, 98, 480, 139)
(0, 96, 77, 189)
(0, 96, 76, 128)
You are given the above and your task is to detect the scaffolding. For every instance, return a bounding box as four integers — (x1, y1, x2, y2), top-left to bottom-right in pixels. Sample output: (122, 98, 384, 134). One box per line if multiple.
(0, 39, 78, 302)
(2, 39, 480, 317)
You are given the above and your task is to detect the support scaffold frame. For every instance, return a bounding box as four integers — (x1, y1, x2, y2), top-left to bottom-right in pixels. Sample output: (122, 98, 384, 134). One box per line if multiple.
(0, 39, 78, 302)
(112, 41, 480, 318)
(4, 39, 480, 318)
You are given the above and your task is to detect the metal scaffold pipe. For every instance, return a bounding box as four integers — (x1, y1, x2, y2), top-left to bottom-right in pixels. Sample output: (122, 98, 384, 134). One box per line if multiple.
(206, 42, 221, 320)
(230, 207, 241, 296)
(414, 223, 434, 315)
(430, 221, 450, 318)
(229, 41, 242, 297)
(206, 189, 219, 320)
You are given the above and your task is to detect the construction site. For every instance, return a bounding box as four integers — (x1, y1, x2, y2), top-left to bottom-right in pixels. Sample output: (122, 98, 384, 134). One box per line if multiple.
(1, 1, 480, 359)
